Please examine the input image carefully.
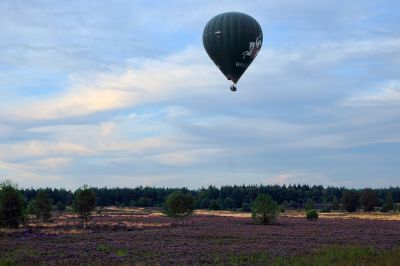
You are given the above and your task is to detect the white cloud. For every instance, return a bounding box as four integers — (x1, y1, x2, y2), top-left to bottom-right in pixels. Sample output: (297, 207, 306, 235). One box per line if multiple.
(2, 47, 219, 120)
(342, 80, 400, 106)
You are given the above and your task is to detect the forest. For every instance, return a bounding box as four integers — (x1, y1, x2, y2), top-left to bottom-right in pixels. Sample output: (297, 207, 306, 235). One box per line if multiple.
(21, 184, 400, 210)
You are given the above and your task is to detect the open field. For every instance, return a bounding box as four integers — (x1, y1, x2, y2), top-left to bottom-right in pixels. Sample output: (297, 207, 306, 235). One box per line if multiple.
(1, 208, 400, 265)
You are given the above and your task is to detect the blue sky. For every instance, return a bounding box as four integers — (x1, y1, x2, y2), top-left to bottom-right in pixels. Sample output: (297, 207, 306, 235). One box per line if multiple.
(1, 0, 399, 189)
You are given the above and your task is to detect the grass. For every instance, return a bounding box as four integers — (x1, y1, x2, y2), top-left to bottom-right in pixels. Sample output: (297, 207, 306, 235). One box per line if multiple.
(115, 249, 128, 257)
(195, 209, 400, 221)
(274, 246, 400, 266)
(212, 246, 400, 266)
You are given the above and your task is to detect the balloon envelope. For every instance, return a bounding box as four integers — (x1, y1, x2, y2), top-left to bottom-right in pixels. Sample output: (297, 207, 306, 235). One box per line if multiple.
(203, 12, 263, 84)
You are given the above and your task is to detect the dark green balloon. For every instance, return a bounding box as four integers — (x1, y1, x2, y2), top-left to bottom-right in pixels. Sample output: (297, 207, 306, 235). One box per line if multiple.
(203, 12, 263, 84)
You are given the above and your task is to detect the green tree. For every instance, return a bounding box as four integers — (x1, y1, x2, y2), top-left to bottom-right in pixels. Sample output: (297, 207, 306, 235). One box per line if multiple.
(209, 199, 221, 210)
(135, 197, 151, 207)
(383, 192, 394, 212)
(360, 188, 379, 212)
(332, 196, 340, 210)
(72, 185, 96, 228)
(251, 194, 279, 224)
(305, 199, 316, 211)
(0, 180, 25, 228)
(223, 197, 234, 210)
(56, 201, 67, 211)
(164, 191, 194, 224)
(306, 209, 319, 221)
(26, 199, 36, 215)
(34, 190, 52, 222)
(342, 190, 360, 212)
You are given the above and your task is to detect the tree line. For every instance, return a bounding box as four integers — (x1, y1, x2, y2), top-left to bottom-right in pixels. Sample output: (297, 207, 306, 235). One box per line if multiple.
(1, 180, 399, 229)
(19, 184, 400, 211)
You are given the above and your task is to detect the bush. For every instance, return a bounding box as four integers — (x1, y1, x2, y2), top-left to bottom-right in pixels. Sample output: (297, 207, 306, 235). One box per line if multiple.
(164, 191, 194, 224)
(72, 185, 96, 229)
(0, 180, 25, 228)
(306, 209, 319, 221)
(251, 194, 279, 224)
(34, 190, 52, 222)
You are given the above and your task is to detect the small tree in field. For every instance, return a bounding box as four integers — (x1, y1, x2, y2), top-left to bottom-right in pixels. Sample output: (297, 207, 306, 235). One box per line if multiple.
(251, 194, 279, 224)
(382, 192, 394, 212)
(342, 190, 359, 212)
(72, 186, 96, 228)
(34, 190, 52, 222)
(0, 180, 25, 228)
(164, 191, 194, 225)
(306, 209, 319, 221)
(360, 188, 379, 212)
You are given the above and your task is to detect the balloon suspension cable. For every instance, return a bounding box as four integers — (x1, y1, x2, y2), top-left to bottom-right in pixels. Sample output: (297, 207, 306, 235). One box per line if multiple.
(230, 84, 237, 92)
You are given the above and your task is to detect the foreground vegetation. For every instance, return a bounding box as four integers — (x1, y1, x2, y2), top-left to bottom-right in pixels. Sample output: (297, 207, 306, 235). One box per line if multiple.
(1, 208, 399, 265)
(213, 246, 400, 266)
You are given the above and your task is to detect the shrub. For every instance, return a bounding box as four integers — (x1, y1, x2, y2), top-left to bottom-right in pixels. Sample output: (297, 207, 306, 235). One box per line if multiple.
(306, 209, 319, 221)
(72, 185, 96, 228)
(251, 194, 279, 224)
(164, 191, 194, 224)
(34, 190, 52, 222)
(0, 180, 25, 228)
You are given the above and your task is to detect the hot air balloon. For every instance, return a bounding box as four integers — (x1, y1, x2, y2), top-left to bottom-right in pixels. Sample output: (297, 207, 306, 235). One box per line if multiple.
(203, 12, 263, 91)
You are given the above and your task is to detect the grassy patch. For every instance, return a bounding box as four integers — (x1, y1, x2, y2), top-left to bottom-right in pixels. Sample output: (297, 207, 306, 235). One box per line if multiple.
(213, 253, 269, 265)
(115, 249, 128, 257)
(273, 246, 400, 266)
(0, 248, 39, 266)
(96, 243, 110, 253)
(212, 246, 400, 266)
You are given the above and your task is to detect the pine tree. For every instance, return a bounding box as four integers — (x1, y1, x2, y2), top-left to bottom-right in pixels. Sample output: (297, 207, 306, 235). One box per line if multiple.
(73, 185, 96, 229)
(34, 190, 52, 222)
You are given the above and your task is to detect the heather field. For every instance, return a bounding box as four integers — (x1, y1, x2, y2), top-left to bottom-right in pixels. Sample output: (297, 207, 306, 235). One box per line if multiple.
(1, 209, 400, 265)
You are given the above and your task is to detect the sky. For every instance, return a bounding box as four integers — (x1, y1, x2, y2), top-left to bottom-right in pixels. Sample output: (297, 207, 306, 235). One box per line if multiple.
(0, 0, 400, 189)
